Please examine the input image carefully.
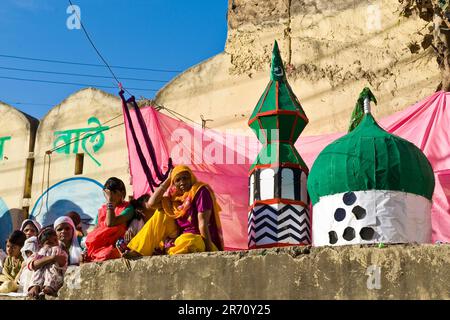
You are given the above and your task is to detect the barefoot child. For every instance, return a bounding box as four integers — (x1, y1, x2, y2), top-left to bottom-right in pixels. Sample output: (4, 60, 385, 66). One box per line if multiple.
(27, 228, 68, 298)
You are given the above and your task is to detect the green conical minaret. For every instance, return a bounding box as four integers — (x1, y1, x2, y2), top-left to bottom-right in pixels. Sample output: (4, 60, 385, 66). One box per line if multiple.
(247, 41, 311, 248)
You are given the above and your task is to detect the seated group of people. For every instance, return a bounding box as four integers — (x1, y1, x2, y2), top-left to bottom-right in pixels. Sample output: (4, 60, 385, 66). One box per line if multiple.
(0, 165, 224, 299)
(0, 216, 82, 298)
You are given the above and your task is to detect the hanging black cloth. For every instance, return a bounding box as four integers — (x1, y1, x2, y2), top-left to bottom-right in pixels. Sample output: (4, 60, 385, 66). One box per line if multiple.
(119, 90, 173, 192)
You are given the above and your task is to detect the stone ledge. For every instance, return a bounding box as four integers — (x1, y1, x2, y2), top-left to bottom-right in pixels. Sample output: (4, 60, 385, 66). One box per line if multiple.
(54, 244, 449, 300)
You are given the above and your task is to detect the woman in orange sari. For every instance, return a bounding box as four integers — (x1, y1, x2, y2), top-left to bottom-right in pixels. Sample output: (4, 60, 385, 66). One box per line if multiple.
(84, 177, 135, 262)
(124, 165, 223, 257)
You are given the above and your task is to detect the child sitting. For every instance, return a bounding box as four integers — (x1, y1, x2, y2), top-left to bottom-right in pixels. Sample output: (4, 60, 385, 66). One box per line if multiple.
(17, 236, 39, 293)
(27, 228, 68, 299)
(115, 194, 154, 255)
(124, 194, 152, 243)
(0, 230, 26, 293)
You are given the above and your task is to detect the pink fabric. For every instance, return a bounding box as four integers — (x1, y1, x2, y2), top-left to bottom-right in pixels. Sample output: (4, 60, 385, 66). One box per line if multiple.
(124, 91, 450, 248)
(379, 91, 450, 243)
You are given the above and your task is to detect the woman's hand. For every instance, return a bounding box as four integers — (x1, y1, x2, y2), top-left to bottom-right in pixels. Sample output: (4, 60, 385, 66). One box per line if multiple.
(103, 189, 112, 203)
(147, 171, 172, 209)
(161, 172, 172, 190)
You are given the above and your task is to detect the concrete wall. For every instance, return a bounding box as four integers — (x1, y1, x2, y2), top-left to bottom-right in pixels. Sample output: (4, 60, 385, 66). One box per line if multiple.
(29, 88, 131, 230)
(156, 0, 440, 136)
(57, 244, 449, 300)
(0, 102, 38, 249)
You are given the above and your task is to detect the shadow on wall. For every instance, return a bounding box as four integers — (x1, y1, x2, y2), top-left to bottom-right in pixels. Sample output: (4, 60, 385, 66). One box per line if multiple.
(39, 200, 93, 230)
(0, 197, 12, 251)
(30, 177, 104, 232)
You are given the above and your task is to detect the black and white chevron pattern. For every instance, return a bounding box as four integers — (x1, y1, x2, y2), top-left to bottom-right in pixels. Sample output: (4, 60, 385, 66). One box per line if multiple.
(248, 203, 311, 247)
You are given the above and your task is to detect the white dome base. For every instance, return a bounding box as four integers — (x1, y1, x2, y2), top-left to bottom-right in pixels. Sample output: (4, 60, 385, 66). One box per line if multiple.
(312, 190, 432, 246)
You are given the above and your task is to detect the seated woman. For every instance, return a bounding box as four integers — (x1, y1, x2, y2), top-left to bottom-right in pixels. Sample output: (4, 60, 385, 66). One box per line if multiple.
(53, 217, 83, 266)
(124, 165, 224, 258)
(84, 177, 135, 262)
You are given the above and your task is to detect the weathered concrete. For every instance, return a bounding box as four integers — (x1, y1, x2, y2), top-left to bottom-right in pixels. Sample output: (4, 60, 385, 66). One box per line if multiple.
(29, 88, 131, 229)
(0, 102, 38, 238)
(156, 0, 440, 135)
(31, 88, 129, 198)
(57, 244, 450, 300)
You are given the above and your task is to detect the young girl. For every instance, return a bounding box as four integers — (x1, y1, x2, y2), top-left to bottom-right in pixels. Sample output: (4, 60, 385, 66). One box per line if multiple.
(20, 219, 41, 239)
(18, 236, 39, 293)
(116, 194, 154, 254)
(0, 230, 26, 293)
(124, 194, 153, 243)
(27, 228, 68, 298)
(54, 216, 82, 266)
(84, 177, 135, 262)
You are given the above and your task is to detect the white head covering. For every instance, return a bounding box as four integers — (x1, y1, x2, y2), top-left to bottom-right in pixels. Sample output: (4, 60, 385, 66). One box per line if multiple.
(53, 216, 82, 265)
(20, 219, 42, 234)
(21, 236, 39, 260)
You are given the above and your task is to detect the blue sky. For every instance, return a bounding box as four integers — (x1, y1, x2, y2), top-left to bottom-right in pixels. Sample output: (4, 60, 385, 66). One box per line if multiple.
(0, 0, 228, 119)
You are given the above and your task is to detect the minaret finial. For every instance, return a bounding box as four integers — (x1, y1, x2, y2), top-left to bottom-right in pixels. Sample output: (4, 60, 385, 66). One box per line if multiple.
(364, 97, 371, 114)
(270, 40, 285, 81)
(348, 87, 378, 132)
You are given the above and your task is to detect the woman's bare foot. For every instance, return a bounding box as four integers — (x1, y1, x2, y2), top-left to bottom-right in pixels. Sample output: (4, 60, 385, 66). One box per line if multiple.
(121, 250, 142, 260)
(27, 286, 40, 299)
(43, 286, 57, 297)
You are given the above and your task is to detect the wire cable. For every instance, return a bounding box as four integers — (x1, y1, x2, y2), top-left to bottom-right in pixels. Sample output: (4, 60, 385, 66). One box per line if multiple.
(49, 122, 124, 154)
(0, 66, 169, 83)
(157, 104, 202, 126)
(0, 54, 181, 73)
(68, 0, 133, 95)
(0, 75, 157, 92)
(2, 101, 53, 107)
(48, 113, 123, 154)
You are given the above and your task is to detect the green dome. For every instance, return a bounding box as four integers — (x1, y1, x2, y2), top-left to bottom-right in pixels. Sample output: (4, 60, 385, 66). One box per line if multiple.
(307, 113, 435, 205)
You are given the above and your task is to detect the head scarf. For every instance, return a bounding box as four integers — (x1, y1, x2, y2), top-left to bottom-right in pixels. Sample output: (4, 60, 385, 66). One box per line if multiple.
(53, 216, 82, 265)
(162, 165, 202, 219)
(161, 165, 224, 249)
(21, 236, 39, 260)
(20, 219, 42, 234)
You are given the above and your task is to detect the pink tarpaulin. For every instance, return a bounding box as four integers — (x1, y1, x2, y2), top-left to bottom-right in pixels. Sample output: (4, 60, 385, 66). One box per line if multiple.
(124, 91, 450, 249)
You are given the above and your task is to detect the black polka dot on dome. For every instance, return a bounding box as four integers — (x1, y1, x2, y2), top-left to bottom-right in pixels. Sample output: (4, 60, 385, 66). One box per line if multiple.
(329, 231, 338, 244)
(360, 227, 375, 240)
(352, 206, 366, 220)
(343, 227, 355, 241)
(334, 208, 346, 222)
(342, 192, 357, 206)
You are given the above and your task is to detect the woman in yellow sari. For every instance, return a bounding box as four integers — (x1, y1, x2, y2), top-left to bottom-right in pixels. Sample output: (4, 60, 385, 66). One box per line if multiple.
(124, 165, 224, 257)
